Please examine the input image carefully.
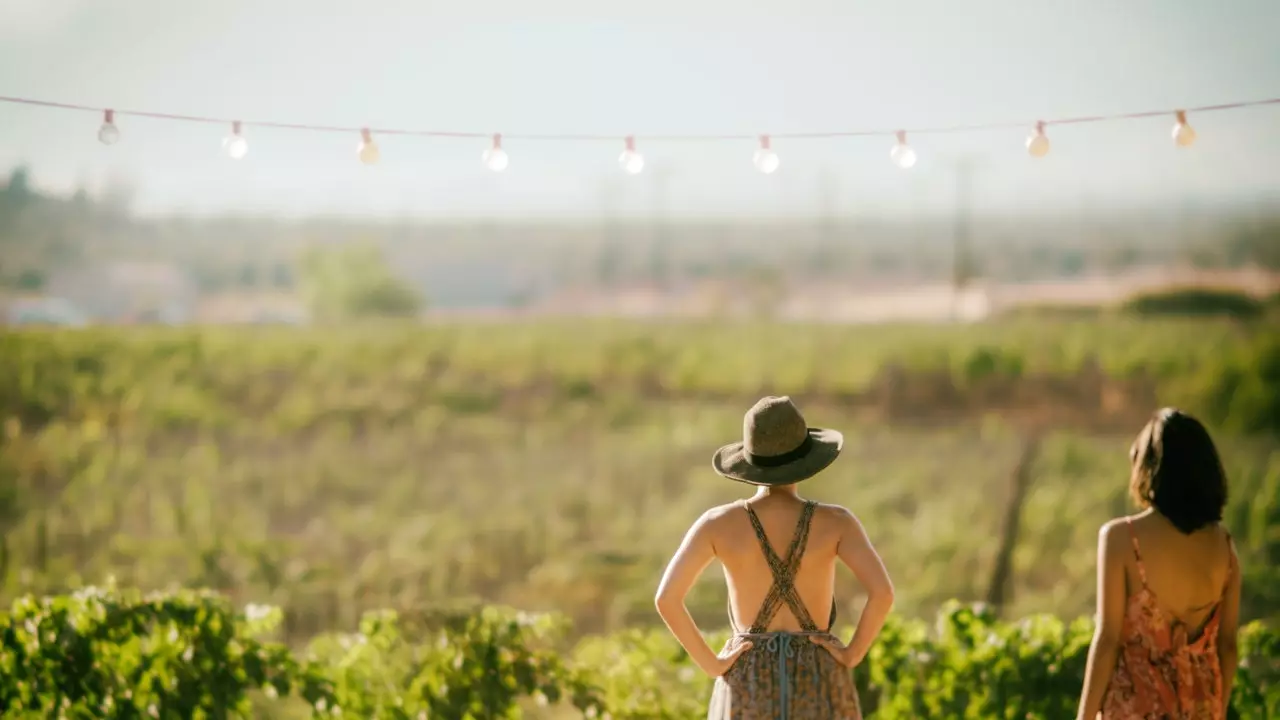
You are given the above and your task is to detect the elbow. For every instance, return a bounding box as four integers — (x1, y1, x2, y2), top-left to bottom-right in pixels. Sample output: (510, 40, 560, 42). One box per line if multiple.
(870, 579, 896, 610)
(654, 590, 679, 617)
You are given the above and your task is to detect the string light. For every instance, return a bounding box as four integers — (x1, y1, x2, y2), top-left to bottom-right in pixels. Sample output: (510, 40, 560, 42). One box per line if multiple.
(483, 134, 509, 172)
(222, 121, 248, 160)
(357, 128, 379, 165)
(97, 109, 119, 145)
(1026, 121, 1050, 158)
(619, 136, 644, 175)
(890, 130, 917, 169)
(753, 135, 780, 174)
(2, 94, 1275, 169)
(1172, 110, 1196, 148)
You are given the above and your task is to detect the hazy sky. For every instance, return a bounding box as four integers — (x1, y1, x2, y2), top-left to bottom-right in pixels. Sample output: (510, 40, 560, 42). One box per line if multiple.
(1, 0, 1278, 219)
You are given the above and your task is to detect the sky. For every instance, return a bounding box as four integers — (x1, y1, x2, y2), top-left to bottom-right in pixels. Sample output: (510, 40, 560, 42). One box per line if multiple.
(0, 0, 1278, 220)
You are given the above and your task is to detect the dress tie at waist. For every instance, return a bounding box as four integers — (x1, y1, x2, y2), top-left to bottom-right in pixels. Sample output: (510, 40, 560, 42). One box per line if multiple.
(734, 631, 834, 720)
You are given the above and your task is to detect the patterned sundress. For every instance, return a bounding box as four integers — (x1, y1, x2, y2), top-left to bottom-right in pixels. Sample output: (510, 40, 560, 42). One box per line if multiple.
(1101, 517, 1236, 719)
(707, 500, 863, 719)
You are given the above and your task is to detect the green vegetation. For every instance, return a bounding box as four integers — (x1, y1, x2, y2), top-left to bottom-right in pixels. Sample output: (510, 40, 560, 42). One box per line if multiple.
(0, 319, 1277, 635)
(3, 588, 1276, 719)
(0, 317, 1277, 715)
(297, 244, 423, 320)
(1123, 286, 1267, 319)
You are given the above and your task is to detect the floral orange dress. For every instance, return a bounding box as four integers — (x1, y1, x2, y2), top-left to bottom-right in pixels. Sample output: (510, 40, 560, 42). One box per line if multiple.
(1101, 518, 1235, 720)
(707, 500, 863, 720)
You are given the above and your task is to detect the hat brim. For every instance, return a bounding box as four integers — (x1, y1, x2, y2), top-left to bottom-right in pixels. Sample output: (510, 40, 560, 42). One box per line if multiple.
(711, 428, 843, 486)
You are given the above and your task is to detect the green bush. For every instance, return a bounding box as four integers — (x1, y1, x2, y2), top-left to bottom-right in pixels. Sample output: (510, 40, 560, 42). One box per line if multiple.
(1123, 287, 1265, 319)
(2, 591, 1276, 719)
(305, 606, 604, 718)
(297, 244, 423, 321)
(1198, 337, 1280, 436)
(0, 584, 333, 718)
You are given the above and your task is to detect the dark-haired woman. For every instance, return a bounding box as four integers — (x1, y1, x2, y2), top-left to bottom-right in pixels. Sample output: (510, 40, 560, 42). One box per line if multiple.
(1076, 408, 1241, 720)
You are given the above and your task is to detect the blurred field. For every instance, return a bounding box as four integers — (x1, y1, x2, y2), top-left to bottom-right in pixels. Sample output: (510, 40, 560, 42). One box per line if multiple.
(1, 315, 1277, 648)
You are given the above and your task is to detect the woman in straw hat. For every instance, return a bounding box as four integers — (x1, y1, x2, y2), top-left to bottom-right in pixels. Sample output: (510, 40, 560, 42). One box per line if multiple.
(655, 396, 895, 719)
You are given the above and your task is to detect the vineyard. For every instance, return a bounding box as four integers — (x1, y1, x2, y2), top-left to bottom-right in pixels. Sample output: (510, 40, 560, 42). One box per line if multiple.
(2, 587, 1276, 719)
(0, 315, 1278, 716)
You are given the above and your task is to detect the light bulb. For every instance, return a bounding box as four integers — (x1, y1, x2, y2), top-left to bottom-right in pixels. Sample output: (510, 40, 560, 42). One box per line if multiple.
(98, 109, 120, 145)
(223, 121, 248, 160)
(483, 134, 509, 172)
(357, 128, 380, 165)
(890, 130, 916, 169)
(753, 135, 780, 174)
(1172, 110, 1196, 148)
(1026, 121, 1050, 158)
(619, 136, 644, 175)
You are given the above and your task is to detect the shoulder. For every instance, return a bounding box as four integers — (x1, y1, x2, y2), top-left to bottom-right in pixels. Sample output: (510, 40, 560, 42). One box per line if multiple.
(1098, 517, 1127, 538)
(691, 502, 744, 530)
(1097, 517, 1135, 555)
(810, 502, 861, 530)
(1097, 517, 1130, 540)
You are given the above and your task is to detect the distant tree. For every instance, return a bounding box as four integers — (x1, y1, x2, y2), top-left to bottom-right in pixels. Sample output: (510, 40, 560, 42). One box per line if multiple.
(594, 243, 623, 286)
(99, 173, 138, 215)
(1225, 222, 1280, 270)
(297, 243, 424, 321)
(15, 269, 45, 292)
(1058, 249, 1086, 277)
(237, 263, 258, 288)
(743, 264, 786, 319)
(1102, 243, 1141, 273)
(2, 167, 32, 199)
(271, 263, 294, 289)
(1123, 287, 1264, 320)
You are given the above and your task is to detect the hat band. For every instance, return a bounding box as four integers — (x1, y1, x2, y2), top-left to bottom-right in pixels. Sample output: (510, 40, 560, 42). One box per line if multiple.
(746, 434, 813, 468)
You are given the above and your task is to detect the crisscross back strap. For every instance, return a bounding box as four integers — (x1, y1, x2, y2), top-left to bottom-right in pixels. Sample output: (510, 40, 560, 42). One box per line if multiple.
(742, 500, 835, 633)
(1124, 517, 1149, 587)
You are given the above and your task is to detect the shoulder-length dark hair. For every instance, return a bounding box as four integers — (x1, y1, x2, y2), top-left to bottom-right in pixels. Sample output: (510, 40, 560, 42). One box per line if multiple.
(1128, 408, 1228, 534)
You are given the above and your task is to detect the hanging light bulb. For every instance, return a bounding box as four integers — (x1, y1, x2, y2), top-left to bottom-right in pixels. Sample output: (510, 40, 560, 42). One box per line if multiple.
(753, 135, 780, 174)
(98, 109, 120, 145)
(357, 128, 380, 165)
(1172, 110, 1196, 148)
(222, 121, 248, 160)
(1026, 121, 1050, 158)
(890, 130, 917, 169)
(483, 133, 509, 172)
(619, 136, 644, 175)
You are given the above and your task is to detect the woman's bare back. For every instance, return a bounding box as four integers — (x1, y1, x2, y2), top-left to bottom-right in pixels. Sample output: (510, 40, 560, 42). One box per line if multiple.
(710, 496, 844, 633)
(1123, 510, 1233, 632)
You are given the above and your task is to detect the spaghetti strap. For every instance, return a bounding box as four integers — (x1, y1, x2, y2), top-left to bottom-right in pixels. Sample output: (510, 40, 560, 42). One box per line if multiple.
(1223, 529, 1237, 596)
(1124, 517, 1149, 588)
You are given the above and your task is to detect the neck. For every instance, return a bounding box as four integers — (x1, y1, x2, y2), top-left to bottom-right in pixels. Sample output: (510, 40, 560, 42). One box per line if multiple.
(753, 484, 799, 499)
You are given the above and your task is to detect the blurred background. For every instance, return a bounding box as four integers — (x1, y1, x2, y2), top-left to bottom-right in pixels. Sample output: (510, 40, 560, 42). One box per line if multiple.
(0, 0, 1278, 713)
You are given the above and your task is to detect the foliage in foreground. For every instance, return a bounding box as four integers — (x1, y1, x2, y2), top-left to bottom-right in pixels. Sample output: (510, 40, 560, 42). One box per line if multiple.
(1, 588, 1277, 720)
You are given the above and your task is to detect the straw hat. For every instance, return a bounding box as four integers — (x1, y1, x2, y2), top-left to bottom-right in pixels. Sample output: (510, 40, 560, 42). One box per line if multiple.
(712, 396, 843, 486)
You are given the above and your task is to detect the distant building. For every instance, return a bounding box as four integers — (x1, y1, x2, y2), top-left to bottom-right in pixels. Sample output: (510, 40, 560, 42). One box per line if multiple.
(46, 261, 196, 324)
(195, 292, 309, 325)
(4, 296, 89, 326)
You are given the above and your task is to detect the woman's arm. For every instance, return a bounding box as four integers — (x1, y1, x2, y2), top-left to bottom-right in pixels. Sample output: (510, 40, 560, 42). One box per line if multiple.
(813, 507, 894, 668)
(1217, 534, 1242, 716)
(1076, 521, 1128, 720)
(655, 509, 751, 678)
